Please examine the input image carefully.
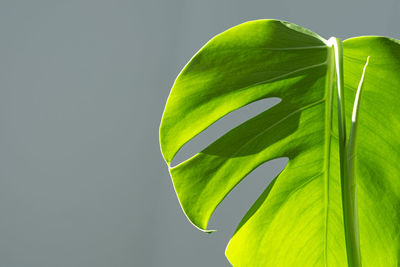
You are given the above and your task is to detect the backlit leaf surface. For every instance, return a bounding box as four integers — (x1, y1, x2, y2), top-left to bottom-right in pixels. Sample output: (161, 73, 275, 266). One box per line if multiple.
(159, 20, 400, 266)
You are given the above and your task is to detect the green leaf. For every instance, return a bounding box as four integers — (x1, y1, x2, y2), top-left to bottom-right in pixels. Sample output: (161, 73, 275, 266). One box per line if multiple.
(159, 19, 400, 266)
(342, 37, 400, 266)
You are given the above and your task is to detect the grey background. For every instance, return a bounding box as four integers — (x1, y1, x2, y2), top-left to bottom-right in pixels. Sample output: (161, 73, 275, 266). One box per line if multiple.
(0, 0, 399, 266)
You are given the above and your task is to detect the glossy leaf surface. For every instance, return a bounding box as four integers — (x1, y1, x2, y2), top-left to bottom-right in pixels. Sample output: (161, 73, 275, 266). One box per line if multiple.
(159, 20, 400, 266)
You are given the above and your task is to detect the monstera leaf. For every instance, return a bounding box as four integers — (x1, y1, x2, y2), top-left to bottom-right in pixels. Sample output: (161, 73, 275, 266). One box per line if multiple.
(159, 20, 400, 266)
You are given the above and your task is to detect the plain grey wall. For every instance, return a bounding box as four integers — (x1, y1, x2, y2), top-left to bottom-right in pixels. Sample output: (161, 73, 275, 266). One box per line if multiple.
(0, 0, 399, 266)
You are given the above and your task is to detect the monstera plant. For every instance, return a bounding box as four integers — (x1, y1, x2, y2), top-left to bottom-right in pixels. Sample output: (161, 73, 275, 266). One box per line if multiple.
(159, 19, 400, 266)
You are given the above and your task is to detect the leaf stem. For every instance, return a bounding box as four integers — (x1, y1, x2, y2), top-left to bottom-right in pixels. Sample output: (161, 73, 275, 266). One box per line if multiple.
(346, 55, 369, 265)
(330, 37, 362, 267)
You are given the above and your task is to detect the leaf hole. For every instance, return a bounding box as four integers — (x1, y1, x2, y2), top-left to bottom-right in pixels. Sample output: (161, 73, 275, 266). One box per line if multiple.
(207, 157, 288, 234)
(170, 97, 281, 167)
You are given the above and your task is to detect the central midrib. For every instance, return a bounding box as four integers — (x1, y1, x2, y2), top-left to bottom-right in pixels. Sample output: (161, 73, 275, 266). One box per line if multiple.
(323, 39, 336, 266)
